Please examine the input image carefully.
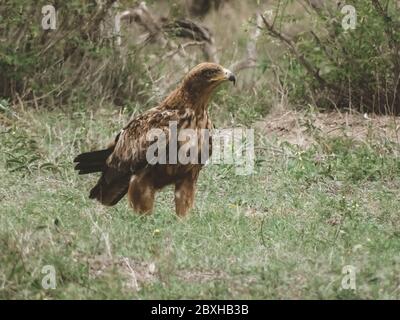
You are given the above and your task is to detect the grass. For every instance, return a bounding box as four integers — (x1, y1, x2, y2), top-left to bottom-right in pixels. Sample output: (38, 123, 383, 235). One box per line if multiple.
(0, 103, 399, 299)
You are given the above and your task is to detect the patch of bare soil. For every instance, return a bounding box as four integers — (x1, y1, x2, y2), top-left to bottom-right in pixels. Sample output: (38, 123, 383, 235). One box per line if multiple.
(256, 109, 400, 148)
(86, 254, 234, 290)
(87, 254, 157, 291)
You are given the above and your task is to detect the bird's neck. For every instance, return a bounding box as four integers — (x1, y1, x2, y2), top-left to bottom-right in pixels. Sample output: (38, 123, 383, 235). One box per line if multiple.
(175, 85, 214, 113)
(161, 82, 216, 116)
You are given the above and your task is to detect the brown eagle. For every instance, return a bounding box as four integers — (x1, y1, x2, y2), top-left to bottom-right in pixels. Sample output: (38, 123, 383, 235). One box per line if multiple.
(74, 62, 236, 216)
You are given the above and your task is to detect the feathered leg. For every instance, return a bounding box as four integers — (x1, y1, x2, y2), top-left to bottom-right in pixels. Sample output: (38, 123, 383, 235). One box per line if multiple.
(128, 173, 155, 214)
(174, 172, 199, 217)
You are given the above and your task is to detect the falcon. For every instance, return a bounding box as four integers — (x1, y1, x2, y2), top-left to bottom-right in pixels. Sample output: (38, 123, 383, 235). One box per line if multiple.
(74, 62, 236, 216)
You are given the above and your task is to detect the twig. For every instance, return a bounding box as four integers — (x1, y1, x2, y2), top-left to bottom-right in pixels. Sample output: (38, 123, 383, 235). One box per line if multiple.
(260, 13, 328, 89)
(157, 41, 206, 63)
(122, 258, 139, 291)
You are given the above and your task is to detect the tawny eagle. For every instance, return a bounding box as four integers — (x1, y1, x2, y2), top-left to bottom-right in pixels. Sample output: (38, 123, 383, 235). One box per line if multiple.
(74, 62, 236, 216)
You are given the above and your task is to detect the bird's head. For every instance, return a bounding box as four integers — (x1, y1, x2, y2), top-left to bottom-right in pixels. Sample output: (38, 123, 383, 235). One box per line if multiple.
(181, 62, 236, 104)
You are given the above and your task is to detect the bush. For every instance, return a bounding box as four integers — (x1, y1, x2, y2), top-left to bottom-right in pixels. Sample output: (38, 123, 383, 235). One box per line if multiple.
(0, 0, 147, 108)
(262, 0, 400, 114)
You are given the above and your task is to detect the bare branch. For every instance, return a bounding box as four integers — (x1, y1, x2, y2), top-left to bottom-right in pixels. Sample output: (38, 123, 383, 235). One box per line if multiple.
(116, 4, 218, 61)
(118, 2, 168, 47)
(260, 13, 328, 88)
(163, 19, 218, 62)
(154, 41, 206, 66)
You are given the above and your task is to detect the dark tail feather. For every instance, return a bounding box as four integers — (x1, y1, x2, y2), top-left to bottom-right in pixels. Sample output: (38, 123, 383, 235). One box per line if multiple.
(73, 148, 113, 175)
(74, 149, 113, 164)
(75, 146, 128, 206)
(74, 161, 106, 174)
(89, 173, 129, 206)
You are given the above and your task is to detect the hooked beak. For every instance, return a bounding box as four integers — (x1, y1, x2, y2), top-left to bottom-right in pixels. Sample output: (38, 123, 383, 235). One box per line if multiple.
(223, 68, 236, 85)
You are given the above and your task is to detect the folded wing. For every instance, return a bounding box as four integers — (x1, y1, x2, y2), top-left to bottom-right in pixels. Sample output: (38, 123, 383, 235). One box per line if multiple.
(75, 108, 180, 206)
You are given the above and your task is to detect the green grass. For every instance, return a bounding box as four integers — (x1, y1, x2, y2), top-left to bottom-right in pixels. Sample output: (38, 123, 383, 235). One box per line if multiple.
(0, 106, 399, 299)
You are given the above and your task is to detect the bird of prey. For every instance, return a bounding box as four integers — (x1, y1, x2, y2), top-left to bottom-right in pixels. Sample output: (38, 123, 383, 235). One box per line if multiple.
(74, 62, 236, 216)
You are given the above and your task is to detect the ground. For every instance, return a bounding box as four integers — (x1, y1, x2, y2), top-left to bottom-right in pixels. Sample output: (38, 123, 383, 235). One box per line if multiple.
(0, 106, 399, 299)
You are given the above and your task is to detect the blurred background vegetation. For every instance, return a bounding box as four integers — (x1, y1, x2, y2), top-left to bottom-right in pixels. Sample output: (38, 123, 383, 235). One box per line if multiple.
(1, 0, 399, 116)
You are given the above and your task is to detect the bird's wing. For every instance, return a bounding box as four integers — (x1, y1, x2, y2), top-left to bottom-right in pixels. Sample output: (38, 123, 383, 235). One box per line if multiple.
(106, 107, 181, 177)
(89, 107, 182, 205)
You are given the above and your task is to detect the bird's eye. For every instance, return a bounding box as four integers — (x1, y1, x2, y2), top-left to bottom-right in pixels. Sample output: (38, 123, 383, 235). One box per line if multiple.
(204, 69, 217, 78)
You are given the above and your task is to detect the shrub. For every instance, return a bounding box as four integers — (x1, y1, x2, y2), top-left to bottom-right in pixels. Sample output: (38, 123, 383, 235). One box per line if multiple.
(0, 0, 147, 108)
(261, 0, 400, 114)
